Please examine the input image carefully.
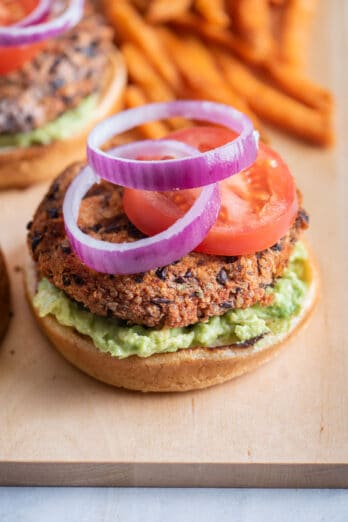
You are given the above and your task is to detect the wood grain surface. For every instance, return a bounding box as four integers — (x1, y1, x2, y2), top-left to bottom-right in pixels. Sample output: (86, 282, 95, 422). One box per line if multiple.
(0, 0, 347, 487)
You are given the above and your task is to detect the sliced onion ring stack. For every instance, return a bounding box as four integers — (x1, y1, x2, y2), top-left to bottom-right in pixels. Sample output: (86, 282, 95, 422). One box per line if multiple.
(87, 100, 259, 190)
(63, 101, 259, 275)
(0, 0, 84, 46)
(63, 141, 221, 275)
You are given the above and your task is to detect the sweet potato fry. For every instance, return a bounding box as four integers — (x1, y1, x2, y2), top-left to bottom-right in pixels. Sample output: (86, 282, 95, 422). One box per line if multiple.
(122, 43, 190, 130)
(124, 85, 170, 139)
(216, 49, 332, 146)
(158, 28, 261, 130)
(194, 0, 230, 28)
(232, 0, 275, 61)
(103, 0, 333, 147)
(280, 0, 317, 68)
(122, 43, 176, 102)
(266, 62, 333, 111)
(105, 129, 144, 150)
(129, 0, 148, 14)
(103, 1, 182, 91)
(146, 0, 193, 24)
(171, 12, 264, 65)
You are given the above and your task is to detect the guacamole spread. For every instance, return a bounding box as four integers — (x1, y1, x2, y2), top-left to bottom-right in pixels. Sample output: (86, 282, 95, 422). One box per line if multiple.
(34, 243, 309, 358)
(0, 95, 97, 148)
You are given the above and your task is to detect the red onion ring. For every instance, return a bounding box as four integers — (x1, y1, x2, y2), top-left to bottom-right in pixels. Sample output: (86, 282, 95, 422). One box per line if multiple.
(0, 0, 84, 46)
(14, 0, 51, 28)
(87, 100, 259, 191)
(63, 169, 220, 275)
(63, 140, 221, 274)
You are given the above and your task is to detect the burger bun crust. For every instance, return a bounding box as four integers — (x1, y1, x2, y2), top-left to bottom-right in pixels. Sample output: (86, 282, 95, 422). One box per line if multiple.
(24, 246, 319, 392)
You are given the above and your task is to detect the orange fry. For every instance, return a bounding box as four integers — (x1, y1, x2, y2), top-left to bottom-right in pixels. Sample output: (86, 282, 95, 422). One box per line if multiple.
(129, 0, 148, 13)
(171, 12, 264, 65)
(280, 0, 317, 68)
(122, 43, 190, 130)
(232, 0, 275, 61)
(158, 28, 261, 129)
(268, 0, 286, 4)
(124, 86, 169, 139)
(216, 49, 332, 146)
(103, 1, 182, 91)
(103, 0, 333, 147)
(106, 129, 144, 149)
(194, 0, 230, 28)
(266, 62, 333, 111)
(122, 42, 176, 101)
(146, 0, 193, 24)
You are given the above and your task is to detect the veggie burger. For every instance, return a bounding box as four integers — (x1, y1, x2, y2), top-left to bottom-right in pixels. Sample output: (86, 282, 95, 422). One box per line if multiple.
(25, 101, 318, 392)
(0, 0, 125, 189)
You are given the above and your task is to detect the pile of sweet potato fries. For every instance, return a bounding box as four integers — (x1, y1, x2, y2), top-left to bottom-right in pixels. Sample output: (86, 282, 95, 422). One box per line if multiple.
(102, 0, 333, 146)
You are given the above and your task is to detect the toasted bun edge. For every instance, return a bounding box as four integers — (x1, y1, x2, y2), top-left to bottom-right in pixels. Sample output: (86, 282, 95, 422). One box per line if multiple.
(24, 245, 319, 392)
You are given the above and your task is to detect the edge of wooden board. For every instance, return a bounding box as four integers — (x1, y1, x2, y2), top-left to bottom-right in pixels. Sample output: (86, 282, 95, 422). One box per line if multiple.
(1, 462, 348, 488)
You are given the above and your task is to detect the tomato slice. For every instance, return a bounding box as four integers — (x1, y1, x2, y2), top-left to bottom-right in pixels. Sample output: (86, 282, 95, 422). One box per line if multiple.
(0, 0, 45, 75)
(123, 127, 299, 256)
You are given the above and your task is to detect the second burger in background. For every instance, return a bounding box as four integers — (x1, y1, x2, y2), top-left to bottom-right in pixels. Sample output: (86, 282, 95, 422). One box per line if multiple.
(0, 0, 126, 189)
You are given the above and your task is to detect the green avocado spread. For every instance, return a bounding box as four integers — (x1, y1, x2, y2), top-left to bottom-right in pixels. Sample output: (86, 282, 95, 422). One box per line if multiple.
(34, 242, 309, 359)
(0, 94, 98, 148)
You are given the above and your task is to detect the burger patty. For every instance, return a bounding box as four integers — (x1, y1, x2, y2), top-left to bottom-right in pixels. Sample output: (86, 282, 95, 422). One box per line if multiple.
(0, 5, 113, 135)
(28, 164, 309, 329)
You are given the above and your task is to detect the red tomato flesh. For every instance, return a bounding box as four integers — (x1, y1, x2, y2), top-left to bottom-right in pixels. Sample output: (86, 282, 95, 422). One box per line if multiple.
(123, 127, 299, 256)
(0, 0, 45, 75)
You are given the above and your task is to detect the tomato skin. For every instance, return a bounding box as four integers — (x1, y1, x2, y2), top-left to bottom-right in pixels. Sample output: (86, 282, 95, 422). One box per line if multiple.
(123, 127, 299, 256)
(0, 42, 44, 74)
(0, 0, 45, 75)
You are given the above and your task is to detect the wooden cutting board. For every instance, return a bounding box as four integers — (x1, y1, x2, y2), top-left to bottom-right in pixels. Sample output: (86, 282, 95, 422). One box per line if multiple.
(0, 0, 347, 487)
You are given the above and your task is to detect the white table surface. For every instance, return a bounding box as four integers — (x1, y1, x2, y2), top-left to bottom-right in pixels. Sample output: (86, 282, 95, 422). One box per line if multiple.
(0, 488, 347, 521)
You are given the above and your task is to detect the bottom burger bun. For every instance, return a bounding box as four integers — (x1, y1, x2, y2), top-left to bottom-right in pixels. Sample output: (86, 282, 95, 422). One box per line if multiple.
(0, 249, 10, 343)
(0, 50, 126, 190)
(24, 247, 319, 393)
